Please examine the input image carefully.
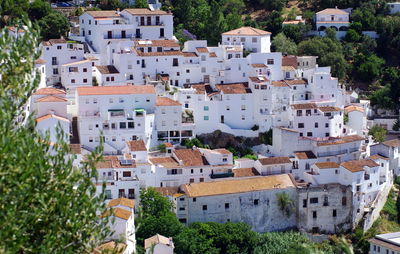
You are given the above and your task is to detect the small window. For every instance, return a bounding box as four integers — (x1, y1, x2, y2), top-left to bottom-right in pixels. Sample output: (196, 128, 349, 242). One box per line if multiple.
(57, 45, 62, 50)
(202, 205, 207, 210)
(310, 197, 318, 204)
(315, 122, 318, 128)
(193, 198, 196, 202)
(204, 106, 209, 111)
(333, 209, 337, 217)
(204, 116, 209, 120)
(303, 199, 307, 208)
(313, 211, 317, 218)
(342, 197, 347, 206)
(123, 171, 131, 177)
(267, 59, 274, 65)
(225, 203, 229, 209)
(298, 123, 304, 128)
(254, 199, 259, 205)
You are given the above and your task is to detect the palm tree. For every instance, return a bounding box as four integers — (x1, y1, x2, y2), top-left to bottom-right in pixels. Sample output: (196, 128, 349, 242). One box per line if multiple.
(276, 192, 294, 217)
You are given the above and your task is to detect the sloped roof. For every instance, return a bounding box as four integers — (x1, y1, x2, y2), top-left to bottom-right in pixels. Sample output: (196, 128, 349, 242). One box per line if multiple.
(35, 95, 67, 103)
(144, 234, 172, 249)
(258, 156, 291, 165)
(86, 10, 120, 18)
(124, 8, 170, 15)
(383, 139, 400, 148)
(315, 161, 340, 169)
(33, 88, 65, 95)
(233, 167, 260, 177)
(107, 197, 135, 208)
(96, 65, 119, 74)
(36, 114, 69, 123)
(316, 135, 364, 146)
(77, 85, 155, 96)
(181, 174, 295, 198)
(223, 26, 271, 36)
(102, 207, 132, 220)
(156, 97, 181, 106)
(215, 83, 251, 94)
(294, 151, 317, 160)
(345, 105, 364, 113)
(341, 159, 378, 173)
(126, 140, 147, 152)
(174, 149, 209, 166)
(316, 8, 349, 15)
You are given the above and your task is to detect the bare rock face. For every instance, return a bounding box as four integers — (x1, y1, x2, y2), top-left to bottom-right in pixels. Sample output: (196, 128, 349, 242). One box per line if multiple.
(197, 130, 262, 151)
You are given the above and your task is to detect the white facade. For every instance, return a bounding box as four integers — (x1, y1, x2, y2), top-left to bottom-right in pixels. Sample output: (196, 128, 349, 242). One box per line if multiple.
(388, 2, 400, 14)
(315, 8, 350, 31)
(369, 232, 400, 254)
(221, 27, 271, 53)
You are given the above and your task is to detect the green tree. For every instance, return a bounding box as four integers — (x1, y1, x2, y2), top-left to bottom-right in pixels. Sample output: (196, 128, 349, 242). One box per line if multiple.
(354, 54, 385, 82)
(225, 13, 243, 31)
(207, 0, 225, 45)
(272, 33, 297, 55)
(174, 228, 219, 254)
(0, 0, 30, 24)
(134, 0, 148, 8)
(345, 29, 361, 42)
(28, 0, 51, 20)
(369, 85, 396, 110)
(369, 125, 387, 142)
(135, 188, 182, 246)
(282, 23, 310, 44)
(0, 23, 110, 253)
(38, 12, 70, 40)
(261, 0, 287, 11)
(264, 11, 283, 35)
(254, 231, 314, 254)
(276, 192, 294, 217)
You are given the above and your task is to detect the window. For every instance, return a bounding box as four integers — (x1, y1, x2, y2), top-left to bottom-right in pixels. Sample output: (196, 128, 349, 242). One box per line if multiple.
(306, 110, 311, 116)
(93, 98, 97, 104)
(204, 106, 209, 111)
(298, 123, 304, 128)
(241, 105, 246, 111)
(53, 68, 58, 75)
(105, 190, 112, 199)
(225, 203, 230, 209)
(52, 57, 57, 65)
(179, 207, 185, 211)
(254, 199, 259, 205)
(57, 45, 62, 50)
(83, 68, 87, 72)
(193, 198, 196, 202)
(200, 168, 203, 173)
(342, 197, 347, 206)
(307, 132, 312, 137)
(267, 59, 274, 65)
(297, 110, 302, 116)
(223, 158, 227, 162)
(204, 116, 209, 120)
(83, 79, 87, 83)
(325, 123, 329, 128)
(128, 122, 134, 129)
(71, 56, 76, 60)
(190, 178, 194, 183)
(201, 67, 206, 73)
(203, 205, 207, 210)
(111, 123, 116, 129)
(303, 199, 307, 208)
(240, 37, 246, 42)
(200, 178, 204, 182)
(325, 133, 329, 137)
(313, 211, 317, 218)
(241, 115, 245, 120)
(315, 122, 318, 128)
(191, 169, 194, 174)
(310, 197, 318, 204)
(172, 58, 178, 67)
(120, 122, 126, 129)
(89, 137, 93, 142)
(252, 37, 257, 43)
(333, 209, 337, 217)
(123, 171, 131, 177)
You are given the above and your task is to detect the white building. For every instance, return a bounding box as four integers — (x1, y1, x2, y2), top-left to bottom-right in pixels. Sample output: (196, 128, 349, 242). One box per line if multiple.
(144, 234, 174, 254)
(315, 8, 350, 32)
(369, 232, 400, 254)
(176, 174, 298, 232)
(221, 27, 271, 53)
(370, 139, 400, 175)
(345, 105, 367, 137)
(388, 2, 400, 14)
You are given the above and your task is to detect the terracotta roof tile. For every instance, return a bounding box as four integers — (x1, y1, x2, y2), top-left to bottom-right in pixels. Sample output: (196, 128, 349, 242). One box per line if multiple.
(318, 106, 342, 112)
(95, 156, 136, 169)
(36, 114, 69, 123)
(94, 241, 126, 254)
(209, 52, 217, 57)
(272, 81, 290, 87)
(315, 161, 340, 169)
(196, 47, 209, 53)
(41, 38, 67, 46)
(183, 52, 197, 57)
(136, 50, 183, 57)
(383, 139, 400, 147)
(174, 149, 209, 166)
(77, 85, 155, 96)
(149, 156, 179, 168)
(156, 97, 181, 106)
(251, 63, 267, 68)
(182, 174, 295, 197)
(215, 83, 251, 94)
(62, 60, 90, 67)
(368, 238, 400, 252)
(107, 197, 135, 208)
(102, 207, 132, 220)
(249, 76, 269, 83)
(86, 10, 121, 18)
(316, 8, 349, 15)
(258, 156, 291, 165)
(291, 103, 317, 110)
(35, 95, 67, 103)
(233, 167, 260, 177)
(285, 79, 307, 85)
(96, 65, 119, 74)
(154, 187, 179, 196)
(223, 26, 271, 36)
(369, 154, 390, 161)
(33, 88, 66, 95)
(282, 66, 296, 71)
(35, 58, 46, 64)
(282, 56, 298, 68)
(134, 40, 179, 47)
(345, 105, 364, 113)
(294, 151, 317, 160)
(126, 140, 147, 152)
(213, 149, 232, 155)
(341, 159, 378, 173)
(144, 234, 172, 249)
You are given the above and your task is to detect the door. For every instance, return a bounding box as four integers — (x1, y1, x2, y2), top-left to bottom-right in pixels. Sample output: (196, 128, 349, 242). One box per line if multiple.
(140, 17, 145, 26)
(128, 189, 135, 199)
(107, 31, 112, 39)
(156, 16, 160, 25)
(147, 16, 151, 25)
(121, 30, 126, 38)
(136, 29, 141, 38)
(160, 28, 164, 38)
(221, 115, 224, 123)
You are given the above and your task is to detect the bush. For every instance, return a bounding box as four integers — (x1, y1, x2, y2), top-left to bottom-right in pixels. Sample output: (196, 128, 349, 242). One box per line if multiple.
(369, 125, 387, 142)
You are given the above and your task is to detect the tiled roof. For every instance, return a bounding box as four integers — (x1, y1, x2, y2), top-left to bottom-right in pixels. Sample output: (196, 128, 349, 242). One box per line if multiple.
(282, 56, 298, 68)
(35, 95, 67, 103)
(285, 79, 307, 85)
(149, 156, 179, 168)
(233, 167, 260, 177)
(196, 47, 209, 53)
(33, 87, 65, 95)
(102, 207, 132, 220)
(315, 162, 340, 169)
(86, 10, 120, 18)
(341, 159, 378, 173)
(191, 84, 211, 94)
(77, 85, 155, 96)
(316, 8, 349, 15)
(209, 52, 217, 57)
(95, 156, 136, 169)
(215, 83, 251, 94)
(272, 81, 290, 87)
(134, 40, 179, 47)
(282, 66, 296, 71)
(369, 154, 390, 161)
(251, 63, 267, 68)
(345, 105, 364, 113)
(183, 52, 197, 57)
(144, 234, 172, 249)
(156, 97, 181, 106)
(223, 26, 271, 36)
(368, 238, 400, 252)
(182, 174, 295, 198)
(258, 156, 291, 165)
(35, 58, 46, 64)
(41, 38, 67, 46)
(317, 135, 364, 146)
(279, 127, 299, 133)
(124, 8, 171, 15)
(136, 50, 183, 57)
(96, 65, 119, 74)
(36, 114, 69, 123)
(164, 142, 173, 147)
(154, 187, 180, 196)
(107, 197, 135, 208)
(291, 103, 317, 110)
(126, 140, 147, 152)
(249, 76, 269, 83)
(294, 151, 317, 160)
(7, 26, 25, 33)
(383, 139, 400, 148)
(318, 106, 342, 112)
(283, 20, 304, 25)
(213, 148, 232, 155)
(174, 149, 209, 166)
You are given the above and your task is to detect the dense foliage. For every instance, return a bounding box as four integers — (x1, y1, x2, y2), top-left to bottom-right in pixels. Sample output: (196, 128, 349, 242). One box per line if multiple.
(0, 24, 110, 253)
